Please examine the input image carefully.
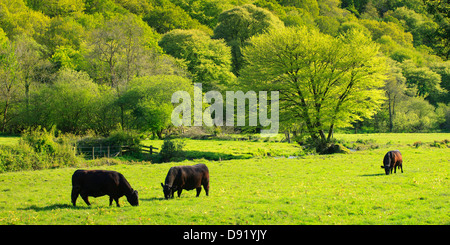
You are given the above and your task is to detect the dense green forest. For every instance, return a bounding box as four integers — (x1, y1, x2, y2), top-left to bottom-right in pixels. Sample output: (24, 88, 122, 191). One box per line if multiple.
(0, 0, 449, 140)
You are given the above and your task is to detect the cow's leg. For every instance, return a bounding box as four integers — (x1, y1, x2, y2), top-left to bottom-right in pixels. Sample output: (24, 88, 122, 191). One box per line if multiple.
(196, 187, 201, 197)
(71, 186, 80, 206)
(400, 163, 403, 173)
(177, 189, 182, 197)
(394, 164, 397, 173)
(109, 196, 113, 206)
(203, 181, 209, 196)
(81, 194, 91, 206)
(114, 198, 120, 207)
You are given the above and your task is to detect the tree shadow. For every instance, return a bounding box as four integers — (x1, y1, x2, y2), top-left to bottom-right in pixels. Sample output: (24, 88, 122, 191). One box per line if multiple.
(20, 203, 91, 211)
(183, 150, 250, 161)
(150, 150, 251, 163)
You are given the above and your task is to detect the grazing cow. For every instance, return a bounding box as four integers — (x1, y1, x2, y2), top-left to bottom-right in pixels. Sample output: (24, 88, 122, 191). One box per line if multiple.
(161, 164, 209, 199)
(381, 150, 403, 175)
(71, 170, 138, 207)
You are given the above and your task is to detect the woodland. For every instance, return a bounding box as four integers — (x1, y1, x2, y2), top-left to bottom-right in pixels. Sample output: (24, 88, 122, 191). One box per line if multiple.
(0, 0, 449, 141)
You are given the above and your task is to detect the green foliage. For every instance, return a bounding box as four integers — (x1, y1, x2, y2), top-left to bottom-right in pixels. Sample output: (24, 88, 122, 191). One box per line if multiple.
(213, 4, 284, 74)
(159, 29, 235, 90)
(0, 127, 80, 173)
(160, 138, 186, 162)
(393, 96, 440, 132)
(143, 0, 211, 34)
(384, 7, 439, 48)
(26, 0, 85, 17)
(120, 75, 192, 137)
(171, 0, 227, 28)
(0, 0, 449, 136)
(77, 130, 142, 156)
(241, 26, 387, 151)
(401, 60, 442, 99)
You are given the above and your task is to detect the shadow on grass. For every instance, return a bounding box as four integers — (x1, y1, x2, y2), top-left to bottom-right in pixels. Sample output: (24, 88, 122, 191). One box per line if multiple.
(148, 150, 252, 163)
(140, 197, 165, 202)
(183, 150, 251, 161)
(359, 173, 385, 177)
(20, 203, 91, 211)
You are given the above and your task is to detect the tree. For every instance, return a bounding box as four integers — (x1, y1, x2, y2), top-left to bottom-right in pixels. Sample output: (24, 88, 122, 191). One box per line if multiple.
(86, 13, 160, 88)
(384, 59, 407, 132)
(393, 96, 440, 132)
(159, 29, 235, 91)
(120, 75, 193, 138)
(278, 0, 320, 17)
(384, 7, 439, 48)
(424, 0, 450, 59)
(35, 68, 102, 134)
(143, 1, 211, 34)
(240, 27, 387, 152)
(26, 0, 85, 17)
(213, 4, 284, 75)
(401, 60, 442, 102)
(171, 0, 226, 29)
(0, 28, 20, 132)
(14, 34, 48, 111)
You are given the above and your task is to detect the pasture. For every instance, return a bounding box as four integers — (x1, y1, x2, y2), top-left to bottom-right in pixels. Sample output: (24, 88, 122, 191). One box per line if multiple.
(0, 133, 449, 224)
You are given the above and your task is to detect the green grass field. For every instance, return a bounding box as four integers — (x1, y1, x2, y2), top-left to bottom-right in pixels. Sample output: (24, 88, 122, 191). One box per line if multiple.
(0, 133, 449, 224)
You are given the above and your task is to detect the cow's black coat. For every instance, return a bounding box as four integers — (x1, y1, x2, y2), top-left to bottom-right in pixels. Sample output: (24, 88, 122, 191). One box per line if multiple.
(381, 150, 403, 175)
(161, 164, 209, 199)
(71, 170, 138, 207)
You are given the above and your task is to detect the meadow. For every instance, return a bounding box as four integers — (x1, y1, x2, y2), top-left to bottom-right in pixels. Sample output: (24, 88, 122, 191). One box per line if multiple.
(0, 133, 449, 225)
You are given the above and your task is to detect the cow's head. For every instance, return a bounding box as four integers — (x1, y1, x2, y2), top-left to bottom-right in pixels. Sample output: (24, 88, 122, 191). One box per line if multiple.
(380, 165, 390, 175)
(161, 183, 176, 199)
(127, 190, 139, 206)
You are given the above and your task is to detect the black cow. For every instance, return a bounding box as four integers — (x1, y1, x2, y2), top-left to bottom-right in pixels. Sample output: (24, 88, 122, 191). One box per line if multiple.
(161, 164, 209, 199)
(381, 150, 403, 175)
(71, 170, 139, 207)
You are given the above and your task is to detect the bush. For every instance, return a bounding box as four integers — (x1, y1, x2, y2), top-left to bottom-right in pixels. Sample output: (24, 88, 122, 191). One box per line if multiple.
(21, 127, 58, 155)
(302, 137, 351, 154)
(0, 128, 80, 173)
(0, 143, 40, 173)
(160, 138, 185, 162)
(106, 131, 141, 154)
(430, 140, 449, 148)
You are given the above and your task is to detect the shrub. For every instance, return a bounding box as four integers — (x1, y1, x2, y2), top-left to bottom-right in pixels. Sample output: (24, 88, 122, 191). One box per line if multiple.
(0, 136, 80, 173)
(430, 140, 449, 148)
(76, 130, 142, 158)
(21, 127, 58, 155)
(0, 143, 39, 173)
(413, 141, 423, 148)
(160, 138, 185, 162)
(0, 128, 81, 173)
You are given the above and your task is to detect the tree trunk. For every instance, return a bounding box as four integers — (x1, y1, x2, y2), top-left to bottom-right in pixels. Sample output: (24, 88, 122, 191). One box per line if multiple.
(388, 93, 393, 132)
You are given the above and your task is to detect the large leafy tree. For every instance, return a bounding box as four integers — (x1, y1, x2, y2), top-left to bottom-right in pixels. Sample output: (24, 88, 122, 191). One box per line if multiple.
(240, 27, 387, 151)
(120, 75, 193, 138)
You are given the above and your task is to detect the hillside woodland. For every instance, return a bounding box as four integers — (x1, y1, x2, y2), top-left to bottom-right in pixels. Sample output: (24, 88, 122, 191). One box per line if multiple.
(0, 0, 449, 139)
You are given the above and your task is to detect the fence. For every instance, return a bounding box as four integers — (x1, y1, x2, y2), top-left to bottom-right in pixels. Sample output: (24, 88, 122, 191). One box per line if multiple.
(75, 145, 159, 159)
